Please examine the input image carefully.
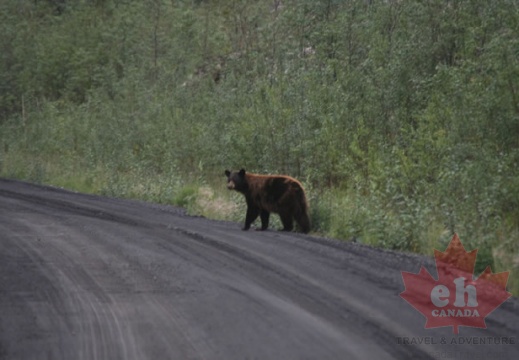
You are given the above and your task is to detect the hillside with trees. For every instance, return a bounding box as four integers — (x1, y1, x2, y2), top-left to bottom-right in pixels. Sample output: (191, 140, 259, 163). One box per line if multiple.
(1, 0, 518, 293)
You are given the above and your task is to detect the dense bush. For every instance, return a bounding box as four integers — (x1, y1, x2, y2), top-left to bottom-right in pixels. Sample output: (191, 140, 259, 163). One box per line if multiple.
(1, 0, 518, 294)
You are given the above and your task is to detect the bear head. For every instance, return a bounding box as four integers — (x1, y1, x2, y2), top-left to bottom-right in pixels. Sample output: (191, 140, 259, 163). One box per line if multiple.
(224, 169, 248, 192)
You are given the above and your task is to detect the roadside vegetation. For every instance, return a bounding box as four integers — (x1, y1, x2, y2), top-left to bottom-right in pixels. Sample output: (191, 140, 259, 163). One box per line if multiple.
(1, 0, 518, 295)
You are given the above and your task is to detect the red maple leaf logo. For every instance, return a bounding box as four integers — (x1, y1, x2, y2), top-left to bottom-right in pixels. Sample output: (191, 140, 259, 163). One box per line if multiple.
(400, 233, 511, 334)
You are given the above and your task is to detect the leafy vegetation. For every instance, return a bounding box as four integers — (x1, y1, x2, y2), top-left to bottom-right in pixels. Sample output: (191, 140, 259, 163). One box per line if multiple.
(1, 0, 518, 294)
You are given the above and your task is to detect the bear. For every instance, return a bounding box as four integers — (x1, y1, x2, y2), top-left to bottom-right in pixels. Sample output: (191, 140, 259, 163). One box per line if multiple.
(224, 169, 310, 234)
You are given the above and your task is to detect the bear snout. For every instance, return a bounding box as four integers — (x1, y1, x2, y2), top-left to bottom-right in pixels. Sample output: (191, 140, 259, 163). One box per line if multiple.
(227, 181, 235, 190)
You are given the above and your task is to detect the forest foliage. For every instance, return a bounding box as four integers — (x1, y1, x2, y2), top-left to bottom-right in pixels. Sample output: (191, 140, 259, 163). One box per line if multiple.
(1, 0, 518, 293)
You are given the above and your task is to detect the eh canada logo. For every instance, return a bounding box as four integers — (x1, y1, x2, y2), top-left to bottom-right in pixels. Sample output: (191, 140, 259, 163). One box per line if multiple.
(400, 233, 511, 334)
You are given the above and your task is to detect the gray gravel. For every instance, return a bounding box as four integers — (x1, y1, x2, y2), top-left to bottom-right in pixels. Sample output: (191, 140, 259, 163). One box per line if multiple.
(1, 179, 518, 359)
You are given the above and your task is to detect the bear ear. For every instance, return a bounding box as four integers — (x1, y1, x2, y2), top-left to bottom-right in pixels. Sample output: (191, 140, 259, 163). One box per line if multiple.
(224, 170, 230, 177)
(239, 169, 246, 177)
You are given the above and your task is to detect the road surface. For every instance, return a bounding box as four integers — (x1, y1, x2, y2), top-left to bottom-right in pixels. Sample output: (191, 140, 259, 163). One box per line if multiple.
(1, 179, 518, 359)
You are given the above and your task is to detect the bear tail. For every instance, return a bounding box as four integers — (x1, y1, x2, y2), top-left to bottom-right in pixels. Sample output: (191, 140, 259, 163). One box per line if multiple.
(295, 188, 311, 234)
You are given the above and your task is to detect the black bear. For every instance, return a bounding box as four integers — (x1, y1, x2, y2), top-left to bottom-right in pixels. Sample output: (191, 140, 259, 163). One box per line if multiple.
(225, 169, 310, 233)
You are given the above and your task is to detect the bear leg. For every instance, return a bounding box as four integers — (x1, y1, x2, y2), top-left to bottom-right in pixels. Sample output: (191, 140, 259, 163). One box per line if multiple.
(259, 210, 270, 231)
(243, 205, 259, 231)
(279, 212, 294, 232)
(295, 207, 311, 234)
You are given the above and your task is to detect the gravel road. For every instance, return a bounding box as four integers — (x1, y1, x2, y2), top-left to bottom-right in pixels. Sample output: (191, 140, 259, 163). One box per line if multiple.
(1, 179, 518, 359)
